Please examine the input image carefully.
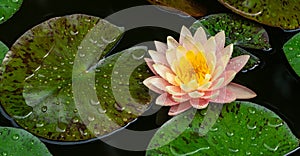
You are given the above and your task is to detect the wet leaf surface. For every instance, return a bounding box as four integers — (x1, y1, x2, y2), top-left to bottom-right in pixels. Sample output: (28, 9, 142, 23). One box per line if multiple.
(146, 101, 299, 155)
(0, 14, 152, 142)
(0, 0, 23, 24)
(0, 127, 52, 156)
(218, 0, 300, 30)
(283, 32, 300, 77)
(147, 0, 207, 17)
(190, 13, 270, 71)
(0, 41, 8, 64)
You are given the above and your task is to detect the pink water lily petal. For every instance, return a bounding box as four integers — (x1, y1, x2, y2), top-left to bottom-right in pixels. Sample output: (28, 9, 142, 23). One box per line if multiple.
(179, 26, 193, 44)
(215, 31, 225, 52)
(190, 98, 209, 109)
(227, 83, 257, 99)
(148, 50, 168, 66)
(193, 27, 207, 45)
(210, 87, 236, 103)
(172, 94, 191, 103)
(182, 35, 205, 53)
(212, 44, 233, 81)
(167, 36, 179, 49)
(197, 81, 212, 91)
(148, 77, 171, 92)
(144, 58, 158, 75)
(168, 101, 192, 116)
(204, 36, 216, 55)
(226, 55, 250, 72)
(180, 79, 198, 92)
(156, 93, 179, 106)
(166, 48, 177, 71)
(143, 76, 164, 94)
(154, 41, 167, 54)
(165, 72, 179, 86)
(188, 90, 205, 98)
(166, 86, 186, 96)
(210, 70, 236, 91)
(175, 45, 187, 60)
(202, 90, 220, 99)
(153, 63, 175, 80)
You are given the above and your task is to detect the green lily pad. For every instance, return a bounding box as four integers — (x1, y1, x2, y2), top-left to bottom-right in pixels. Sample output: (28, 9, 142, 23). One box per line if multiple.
(190, 13, 270, 71)
(147, 0, 207, 17)
(218, 0, 300, 30)
(0, 0, 23, 24)
(146, 101, 299, 155)
(0, 127, 52, 156)
(283, 32, 300, 77)
(0, 14, 152, 142)
(0, 41, 9, 64)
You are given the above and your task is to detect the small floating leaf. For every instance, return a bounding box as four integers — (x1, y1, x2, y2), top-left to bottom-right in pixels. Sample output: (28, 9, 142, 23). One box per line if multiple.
(0, 41, 9, 64)
(0, 14, 152, 142)
(190, 13, 270, 71)
(0, 0, 23, 24)
(147, 0, 207, 17)
(218, 0, 300, 30)
(146, 101, 299, 155)
(283, 32, 300, 77)
(0, 127, 51, 156)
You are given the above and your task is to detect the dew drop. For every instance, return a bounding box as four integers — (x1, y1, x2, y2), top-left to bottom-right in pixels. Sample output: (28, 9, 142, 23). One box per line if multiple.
(200, 109, 207, 116)
(289, 47, 294, 51)
(209, 126, 218, 132)
(41, 106, 47, 113)
(228, 148, 239, 153)
(101, 36, 116, 44)
(296, 54, 300, 58)
(267, 118, 283, 128)
(73, 109, 78, 113)
(69, 61, 74, 65)
(89, 38, 97, 44)
(102, 85, 109, 89)
(98, 108, 107, 114)
(131, 50, 146, 60)
(114, 103, 125, 111)
(103, 74, 108, 78)
(12, 0, 18, 2)
(70, 30, 79, 35)
(0, 17, 4, 21)
(88, 116, 95, 122)
(226, 132, 234, 137)
(79, 53, 85, 57)
(247, 123, 257, 130)
(72, 117, 79, 123)
(36, 121, 44, 128)
(246, 151, 251, 155)
(263, 143, 280, 152)
(114, 71, 119, 74)
(12, 134, 19, 140)
(56, 122, 67, 132)
(53, 66, 58, 70)
(1, 152, 7, 156)
(94, 129, 100, 135)
(247, 107, 256, 114)
(90, 99, 100, 106)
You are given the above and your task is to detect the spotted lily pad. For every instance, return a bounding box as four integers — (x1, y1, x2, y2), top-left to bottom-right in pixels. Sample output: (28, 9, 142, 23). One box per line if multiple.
(147, 0, 207, 17)
(0, 127, 52, 156)
(0, 0, 23, 24)
(0, 14, 152, 142)
(283, 32, 300, 77)
(0, 41, 8, 64)
(218, 0, 300, 30)
(190, 13, 271, 71)
(146, 101, 299, 155)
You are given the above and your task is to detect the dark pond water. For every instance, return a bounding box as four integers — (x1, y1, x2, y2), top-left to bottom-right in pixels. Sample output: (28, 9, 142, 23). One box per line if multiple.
(0, 0, 299, 155)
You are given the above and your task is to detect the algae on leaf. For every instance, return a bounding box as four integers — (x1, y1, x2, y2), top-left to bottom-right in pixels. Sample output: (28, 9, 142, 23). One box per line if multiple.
(146, 101, 299, 155)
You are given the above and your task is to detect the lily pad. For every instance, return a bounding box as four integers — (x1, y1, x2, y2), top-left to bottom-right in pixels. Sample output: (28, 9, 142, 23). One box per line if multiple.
(218, 0, 300, 30)
(146, 101, 299, 155)
(0, 127, 52, 156)
(190, 13, 270, 71)
(283, 32, 300, 77)
(147, 0, 207, 17)
(0, 0, 23, 24)
(0, 41, 9, 64)
(0, 14, 152, 142)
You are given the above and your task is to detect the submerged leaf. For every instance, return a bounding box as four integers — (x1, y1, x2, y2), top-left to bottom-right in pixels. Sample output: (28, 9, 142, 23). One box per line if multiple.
(146, 101, 299, 155)
(0, 41, 9, 64)
(0, 0, 23, 24)
(190, 13, 269, 71)
(0, 127, 52, 156)
(147, 0, 207, 17)
(0, 14, 152, 142)
(218, 0, 300, 30)
(283, 32, 300, 77)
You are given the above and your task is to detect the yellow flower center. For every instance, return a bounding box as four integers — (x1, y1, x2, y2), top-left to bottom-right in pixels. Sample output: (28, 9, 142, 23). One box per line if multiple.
(175, 49, 211, 86)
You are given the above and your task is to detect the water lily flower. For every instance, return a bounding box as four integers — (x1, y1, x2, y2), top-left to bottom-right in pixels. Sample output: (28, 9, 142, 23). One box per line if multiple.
(143, 26, 257, 116)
